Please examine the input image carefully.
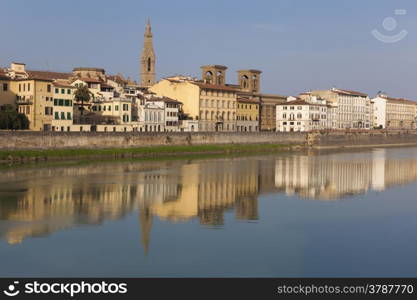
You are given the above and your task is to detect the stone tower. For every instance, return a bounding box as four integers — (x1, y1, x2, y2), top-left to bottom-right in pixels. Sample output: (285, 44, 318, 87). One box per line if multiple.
(237, 70, 262, 93)
(201, 65, 228, 86)
(140, 19, 156, 87)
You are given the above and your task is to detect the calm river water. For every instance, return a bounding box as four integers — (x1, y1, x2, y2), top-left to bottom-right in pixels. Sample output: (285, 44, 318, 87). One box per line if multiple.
(1, 147, 417, 277)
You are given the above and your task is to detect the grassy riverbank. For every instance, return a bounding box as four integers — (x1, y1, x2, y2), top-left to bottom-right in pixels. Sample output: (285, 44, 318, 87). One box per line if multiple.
(0, 143, 300, 163)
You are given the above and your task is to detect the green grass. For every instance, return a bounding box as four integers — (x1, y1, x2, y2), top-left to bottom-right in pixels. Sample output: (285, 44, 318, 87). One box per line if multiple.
(0, 143, 299, 163)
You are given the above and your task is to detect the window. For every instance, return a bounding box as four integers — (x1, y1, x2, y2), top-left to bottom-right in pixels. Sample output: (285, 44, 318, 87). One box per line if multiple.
(61, 112, 66, 120)
(65, 100, 70, 106)
(147, 57, 151, 72)
(67, 112, 72, 120)
(54, 99, 58, 106)
(115, 105, 119, 111)
(45, 107, 53, 115)
(67, 89, 71, 94)
(2, 83, 7, 91)
(27, 83, 30, 91)
(55, 88, 59, 93)
(55, 112, 59, 120)
(47, 84, 51, 93)
(58, 99, 64, 106)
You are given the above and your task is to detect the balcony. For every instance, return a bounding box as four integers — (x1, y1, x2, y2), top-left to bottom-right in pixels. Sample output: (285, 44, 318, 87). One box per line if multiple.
(16, 96, 33, 105)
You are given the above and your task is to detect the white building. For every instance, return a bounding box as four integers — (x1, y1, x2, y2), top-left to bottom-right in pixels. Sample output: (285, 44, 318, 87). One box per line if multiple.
(310, 88, 371, 130)
(90, 97, 132, 124)
(372, 93, 417, 129)
(276, 96, 328, 132)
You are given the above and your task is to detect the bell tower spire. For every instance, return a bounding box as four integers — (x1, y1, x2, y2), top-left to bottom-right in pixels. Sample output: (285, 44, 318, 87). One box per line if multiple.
(140, 18, 156, 87)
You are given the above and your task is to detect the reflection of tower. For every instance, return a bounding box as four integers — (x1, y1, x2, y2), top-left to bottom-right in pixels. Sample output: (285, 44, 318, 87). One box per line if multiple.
(138, 207, 153, 256)
(140, 18, 156, 87)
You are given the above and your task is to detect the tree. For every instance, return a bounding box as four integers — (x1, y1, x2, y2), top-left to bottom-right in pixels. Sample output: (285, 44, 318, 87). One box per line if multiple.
(74, 85, 92, 115)
(0, 104, 29, 130)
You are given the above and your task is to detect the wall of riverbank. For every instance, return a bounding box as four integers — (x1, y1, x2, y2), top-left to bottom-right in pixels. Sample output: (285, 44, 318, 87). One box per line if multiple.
(1, 130, 417, 151)
(0, 131, 306, 150)
(310, 130, 417, 148)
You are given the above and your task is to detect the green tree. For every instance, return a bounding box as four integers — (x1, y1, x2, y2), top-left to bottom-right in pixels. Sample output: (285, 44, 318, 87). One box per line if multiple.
(74, 85, 92, 115)
(0, 104, 29, 130)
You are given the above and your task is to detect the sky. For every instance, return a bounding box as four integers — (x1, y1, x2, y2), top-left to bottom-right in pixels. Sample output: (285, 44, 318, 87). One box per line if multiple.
(1, 0, 417, 98)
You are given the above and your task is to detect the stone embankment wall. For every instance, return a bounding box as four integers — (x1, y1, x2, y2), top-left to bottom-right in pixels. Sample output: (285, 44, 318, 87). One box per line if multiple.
(310, 130, 417, 148)
(1, 130, 417, 150)
(0, 131, 307, 150)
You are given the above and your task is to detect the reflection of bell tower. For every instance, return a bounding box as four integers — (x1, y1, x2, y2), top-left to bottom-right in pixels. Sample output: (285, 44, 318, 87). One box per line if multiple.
(139, 207, 153, 256)
(140, 19, 156, 87)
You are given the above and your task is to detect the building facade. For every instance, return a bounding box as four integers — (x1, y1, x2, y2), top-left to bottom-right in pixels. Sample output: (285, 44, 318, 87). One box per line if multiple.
(372, 93, 417, 129)
(276, 98, 328, 132)
(150, 70, 238, 132)
(310, 88, 371, 130)
(52, 81, 75, 131)
(236, 97, 259, 132)
(258, 94, 287, 131)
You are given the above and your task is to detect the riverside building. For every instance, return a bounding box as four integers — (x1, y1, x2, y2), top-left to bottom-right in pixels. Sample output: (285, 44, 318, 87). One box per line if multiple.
(372, 93, 417, 129)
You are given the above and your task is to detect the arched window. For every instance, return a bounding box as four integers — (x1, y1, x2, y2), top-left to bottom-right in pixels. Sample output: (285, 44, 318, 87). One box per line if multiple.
(217, 71, 223, 85)
(205, 71, 213, 84)
(147, 57, 151, 72)
(242, 75, 249, 89)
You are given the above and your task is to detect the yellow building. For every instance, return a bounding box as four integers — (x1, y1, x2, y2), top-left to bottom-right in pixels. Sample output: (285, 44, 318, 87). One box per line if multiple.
(0, 71, 15, 108)
(52, 81, 75, 131)
(236, 97, 259, 132)
(150, 65, 239, 132)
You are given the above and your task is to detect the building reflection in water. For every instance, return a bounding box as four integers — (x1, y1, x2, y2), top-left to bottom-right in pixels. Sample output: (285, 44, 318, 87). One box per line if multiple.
(2, 148, 417, 254)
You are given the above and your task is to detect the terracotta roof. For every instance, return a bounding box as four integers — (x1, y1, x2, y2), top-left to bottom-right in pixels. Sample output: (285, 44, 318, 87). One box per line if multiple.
(237, 97, 259, 104)
(78, 77, 102, 83)
(147, 97, 182, 104)
(192, 82, 238, 92)
(100, 82, 114, 89)
(381, 95, 417, 106)
(259, 93, 288, 99)
(53, 82, 75, 88)
(333, 88, 368, 97)
(107, 75, 128, 85)
(0, 70, 9, 80)
(27, 70, 72, 80)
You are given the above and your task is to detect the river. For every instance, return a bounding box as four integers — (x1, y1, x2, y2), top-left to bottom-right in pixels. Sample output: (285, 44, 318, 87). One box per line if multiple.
(1, 146, 417, 277)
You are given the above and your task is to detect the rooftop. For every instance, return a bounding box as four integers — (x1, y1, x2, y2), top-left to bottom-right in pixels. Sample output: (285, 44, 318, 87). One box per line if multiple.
(277, 99, 327, 106)
(379, 95, 417, 105)
(192, 82, 239, 92)
(332, 88, 368, 97)
(27, 70, 72, 81)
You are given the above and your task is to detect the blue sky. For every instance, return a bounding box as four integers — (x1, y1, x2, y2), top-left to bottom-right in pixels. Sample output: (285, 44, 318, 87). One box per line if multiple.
(1, 0, 417, 98)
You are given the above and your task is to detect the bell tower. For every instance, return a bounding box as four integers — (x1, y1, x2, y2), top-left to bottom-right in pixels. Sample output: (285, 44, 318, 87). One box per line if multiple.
(140, 19, 156, 87)
(237, 70, 262, 93)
